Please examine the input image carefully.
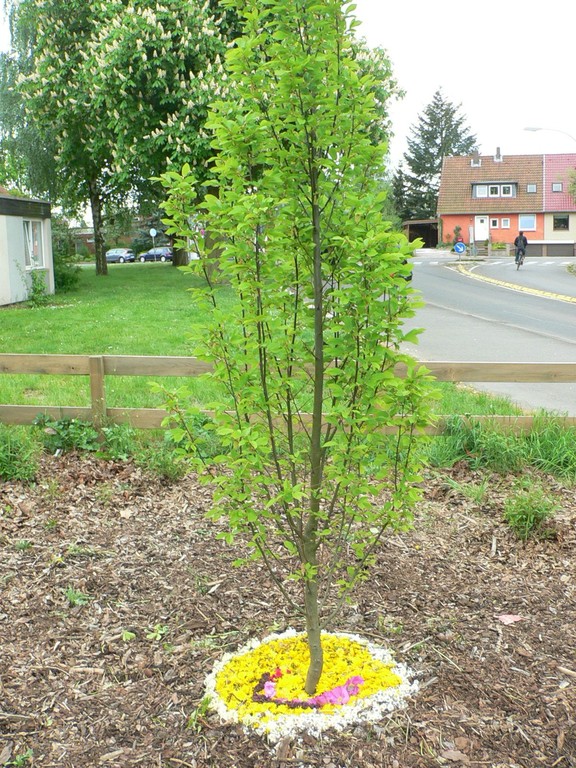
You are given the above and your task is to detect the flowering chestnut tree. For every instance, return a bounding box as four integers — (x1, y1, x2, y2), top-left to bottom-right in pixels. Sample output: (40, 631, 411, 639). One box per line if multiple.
(161, 0, 433, 695)
(8, 0, 235, 272)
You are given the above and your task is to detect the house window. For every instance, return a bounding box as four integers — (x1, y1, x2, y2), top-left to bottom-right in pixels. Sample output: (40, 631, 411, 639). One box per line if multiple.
(490, 218, 499, 228)
(527, 183, 537, 193)
(518, 214, 536, 231)
(501, 218, 511, 229)
(23, 220, 44, 268)
(553, 214, 569, 230)
(471, 157, 481, 167)
(552, 182, 563, 192)
(473, 183, 516, 198)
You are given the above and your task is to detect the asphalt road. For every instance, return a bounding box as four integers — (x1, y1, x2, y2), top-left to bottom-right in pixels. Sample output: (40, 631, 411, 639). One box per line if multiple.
(402, 254, 576, 414)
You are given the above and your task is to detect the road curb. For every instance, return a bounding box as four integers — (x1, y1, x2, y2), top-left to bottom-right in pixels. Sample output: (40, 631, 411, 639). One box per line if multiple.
(452, 264, 576, 305)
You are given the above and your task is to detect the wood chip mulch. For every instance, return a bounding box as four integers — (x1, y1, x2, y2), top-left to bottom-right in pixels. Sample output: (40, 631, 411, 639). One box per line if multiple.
(1, 454, 575, 768)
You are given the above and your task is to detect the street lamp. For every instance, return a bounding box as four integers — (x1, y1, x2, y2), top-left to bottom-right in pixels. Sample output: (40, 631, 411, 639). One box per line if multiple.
(524, 126, 576, 144)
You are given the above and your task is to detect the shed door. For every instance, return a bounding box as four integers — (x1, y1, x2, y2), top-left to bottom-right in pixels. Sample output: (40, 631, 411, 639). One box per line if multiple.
(474, 216, 489, 241)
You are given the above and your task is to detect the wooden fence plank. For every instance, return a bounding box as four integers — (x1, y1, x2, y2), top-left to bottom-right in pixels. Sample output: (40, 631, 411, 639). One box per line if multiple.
(0, 405, 92, 424)
(2, 353, 576, 432)
(417, 361, 576, 383)
(89, 356, 106, 430)
(103, 356, 213, 377)
(0, 353, 91, 375)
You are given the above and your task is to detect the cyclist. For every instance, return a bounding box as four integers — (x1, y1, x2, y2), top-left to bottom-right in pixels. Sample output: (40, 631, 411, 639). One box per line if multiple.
(514, 231, 527, 265)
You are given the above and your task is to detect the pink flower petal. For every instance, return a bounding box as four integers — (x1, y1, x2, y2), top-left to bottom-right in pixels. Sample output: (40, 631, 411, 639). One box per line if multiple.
(263, 681, 276, 698)
(496, 614, 525, 625)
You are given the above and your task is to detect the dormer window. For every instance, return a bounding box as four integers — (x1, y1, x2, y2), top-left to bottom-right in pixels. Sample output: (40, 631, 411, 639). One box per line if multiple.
(471, 156, 481, 167)
(472, 183, 516, 198)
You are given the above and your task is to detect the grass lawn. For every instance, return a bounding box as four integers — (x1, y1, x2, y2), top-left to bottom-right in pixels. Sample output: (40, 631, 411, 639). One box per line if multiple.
(0, 263, 520, 416)
(0, 263, 228, 409)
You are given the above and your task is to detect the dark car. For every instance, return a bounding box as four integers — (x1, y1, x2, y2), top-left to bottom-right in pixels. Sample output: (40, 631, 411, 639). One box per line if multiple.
(138, 246, 173, 262)
(106, 248, 135, 263)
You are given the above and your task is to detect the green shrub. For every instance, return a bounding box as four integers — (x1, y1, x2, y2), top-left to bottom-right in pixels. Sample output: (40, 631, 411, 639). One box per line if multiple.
(27, 270, 50, 307)
(503, 482, 557, 540)
(34, 415, 100, 453)
(0, 426, 40, 481)
(99, 424, 137, 460)
(53, 251, 81, 292)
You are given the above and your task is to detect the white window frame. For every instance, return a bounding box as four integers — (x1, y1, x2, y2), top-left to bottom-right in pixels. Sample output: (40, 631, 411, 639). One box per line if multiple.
(489, 185, 499, 197)
(501, 184, 513, 197)
(490, 218, 499, 228)
(474, 184, 488, 198)
(501, 218, 511, 229)
(527, 183, 537, 193)
(552, 182, 563, 192)
(23, 219, 44, 269)
(518, 214, 536, 231)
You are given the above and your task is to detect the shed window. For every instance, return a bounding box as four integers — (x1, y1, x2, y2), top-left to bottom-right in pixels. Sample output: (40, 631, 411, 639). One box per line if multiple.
(23, 220, 44, 268)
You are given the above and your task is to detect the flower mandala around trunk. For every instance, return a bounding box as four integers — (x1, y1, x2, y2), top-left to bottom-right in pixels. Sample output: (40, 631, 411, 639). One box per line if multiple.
(204, 629, 418, 742)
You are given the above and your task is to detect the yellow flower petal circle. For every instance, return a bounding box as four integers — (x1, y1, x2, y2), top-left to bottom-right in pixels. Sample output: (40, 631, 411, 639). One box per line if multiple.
(204, 629, 418, 742)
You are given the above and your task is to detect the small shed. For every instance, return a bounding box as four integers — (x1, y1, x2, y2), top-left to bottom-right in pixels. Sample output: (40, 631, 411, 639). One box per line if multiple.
(402, 219, 439, 249)
(0, 188, 53, 306)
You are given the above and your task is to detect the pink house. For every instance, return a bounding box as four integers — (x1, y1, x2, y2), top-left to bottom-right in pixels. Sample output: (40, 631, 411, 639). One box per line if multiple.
(437, 151, 576, 256)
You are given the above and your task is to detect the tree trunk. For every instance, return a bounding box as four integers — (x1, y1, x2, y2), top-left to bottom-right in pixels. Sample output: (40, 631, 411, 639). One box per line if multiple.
(172, 246, 188, 267)
(89, 180, 107, 276)
(304, 164, 324, 695)
(303, 538, 323, 694)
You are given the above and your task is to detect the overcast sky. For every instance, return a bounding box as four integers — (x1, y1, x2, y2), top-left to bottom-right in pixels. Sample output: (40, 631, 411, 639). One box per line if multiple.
(1, 2, 575, 168)
(353, 0, 576, 167)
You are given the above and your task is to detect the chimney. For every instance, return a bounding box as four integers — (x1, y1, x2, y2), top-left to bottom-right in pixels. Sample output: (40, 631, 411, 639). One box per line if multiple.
(494, 147, 503, 162)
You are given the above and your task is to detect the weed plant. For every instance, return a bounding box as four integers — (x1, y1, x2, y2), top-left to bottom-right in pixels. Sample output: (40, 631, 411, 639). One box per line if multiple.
(504, 480, 558, 540)
(34, 415, 101, 453)
(0, 425, 40, 481)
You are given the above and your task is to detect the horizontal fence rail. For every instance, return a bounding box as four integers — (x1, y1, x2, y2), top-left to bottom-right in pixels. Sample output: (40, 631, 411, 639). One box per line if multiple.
(1, 354, 576, 434)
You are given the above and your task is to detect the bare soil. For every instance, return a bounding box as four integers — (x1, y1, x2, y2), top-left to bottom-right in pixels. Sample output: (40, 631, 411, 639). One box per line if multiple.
(1, 454, 575, 768)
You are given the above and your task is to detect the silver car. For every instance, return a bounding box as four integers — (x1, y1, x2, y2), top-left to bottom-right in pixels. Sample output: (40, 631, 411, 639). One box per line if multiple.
(106, 248, 135, 263)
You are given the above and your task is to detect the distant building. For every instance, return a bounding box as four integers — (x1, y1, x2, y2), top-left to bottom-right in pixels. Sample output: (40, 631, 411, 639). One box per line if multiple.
(0, 187, 54, 306)
(437, 151, 576, 256)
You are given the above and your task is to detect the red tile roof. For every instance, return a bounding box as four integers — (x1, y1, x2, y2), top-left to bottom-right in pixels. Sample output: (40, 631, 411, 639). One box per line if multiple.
(438, 154, 545, 214)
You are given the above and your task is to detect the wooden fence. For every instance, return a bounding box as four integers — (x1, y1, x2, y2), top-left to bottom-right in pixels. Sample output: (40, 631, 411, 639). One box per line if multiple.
(1, 353, 576, 434)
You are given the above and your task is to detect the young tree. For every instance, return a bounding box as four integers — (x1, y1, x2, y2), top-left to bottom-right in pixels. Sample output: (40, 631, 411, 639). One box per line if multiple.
(161, 0, 432, 694)
(394, 89, 477, 220)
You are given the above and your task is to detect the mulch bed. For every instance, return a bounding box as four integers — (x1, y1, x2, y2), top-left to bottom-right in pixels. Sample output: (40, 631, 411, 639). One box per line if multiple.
(1, 453, 575, 768)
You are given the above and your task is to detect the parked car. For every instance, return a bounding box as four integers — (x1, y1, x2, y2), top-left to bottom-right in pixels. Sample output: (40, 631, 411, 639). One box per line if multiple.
(138, 246, 173, 262)
(106, 248, 135, 263)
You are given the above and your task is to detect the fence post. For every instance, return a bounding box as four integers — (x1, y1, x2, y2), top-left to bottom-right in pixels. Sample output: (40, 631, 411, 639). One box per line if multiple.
(89, 355, 106, 430)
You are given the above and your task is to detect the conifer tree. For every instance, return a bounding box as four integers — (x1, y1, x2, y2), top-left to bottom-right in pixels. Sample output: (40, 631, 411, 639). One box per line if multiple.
(394, 89, 477, 220)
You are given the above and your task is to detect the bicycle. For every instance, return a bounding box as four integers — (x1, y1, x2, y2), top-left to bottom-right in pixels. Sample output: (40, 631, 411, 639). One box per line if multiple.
(515, 248, 525, 270)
